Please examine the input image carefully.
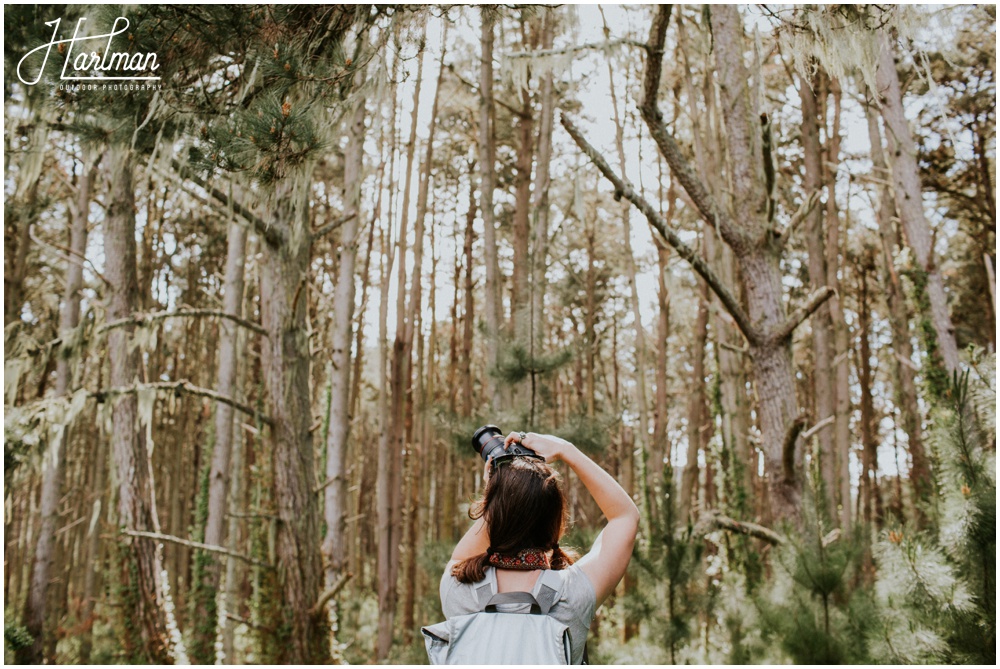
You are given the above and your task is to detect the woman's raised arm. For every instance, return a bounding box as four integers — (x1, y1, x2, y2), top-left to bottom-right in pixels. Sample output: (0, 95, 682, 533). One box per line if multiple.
(506, 432, 639, 606)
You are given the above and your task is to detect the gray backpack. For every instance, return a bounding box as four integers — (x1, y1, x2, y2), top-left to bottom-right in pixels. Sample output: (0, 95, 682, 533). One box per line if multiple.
(422, 570, 572, 665)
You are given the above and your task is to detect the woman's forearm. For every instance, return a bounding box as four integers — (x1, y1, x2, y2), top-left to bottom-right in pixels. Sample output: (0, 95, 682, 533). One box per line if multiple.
(561, 445, 638, 523)
(451, 516, 490, 561)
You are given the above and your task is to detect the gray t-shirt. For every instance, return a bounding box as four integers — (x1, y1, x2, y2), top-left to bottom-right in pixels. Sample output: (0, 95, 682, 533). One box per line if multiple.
(439, 561, 597, 664)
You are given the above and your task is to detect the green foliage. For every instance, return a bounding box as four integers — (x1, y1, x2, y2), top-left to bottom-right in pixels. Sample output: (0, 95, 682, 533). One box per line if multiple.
(871, 366, 996, 663)
(4, 621, 33, 652)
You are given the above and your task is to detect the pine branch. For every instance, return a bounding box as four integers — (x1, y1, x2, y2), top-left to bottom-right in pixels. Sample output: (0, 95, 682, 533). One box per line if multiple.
(695, 510, 786, 545)
(169, 159, 286, 247)
(560, 114, 761, 345)
(639, 4, 748, 254)
(121, 530, 272, 568)
(774, 287, 836, 343)
(93, 380, 273, 427)
(98, 308, 267, 336)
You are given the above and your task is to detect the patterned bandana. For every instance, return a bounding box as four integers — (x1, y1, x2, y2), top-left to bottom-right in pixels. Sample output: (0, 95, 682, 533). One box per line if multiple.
(487, 547, 552, 571)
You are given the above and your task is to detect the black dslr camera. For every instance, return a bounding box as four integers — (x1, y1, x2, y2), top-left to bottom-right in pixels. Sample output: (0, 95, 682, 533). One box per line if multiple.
(471, 425, 544, 466)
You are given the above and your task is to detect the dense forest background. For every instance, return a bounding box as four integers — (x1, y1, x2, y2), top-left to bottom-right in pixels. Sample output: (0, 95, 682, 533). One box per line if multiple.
(3, 4, 995, 665)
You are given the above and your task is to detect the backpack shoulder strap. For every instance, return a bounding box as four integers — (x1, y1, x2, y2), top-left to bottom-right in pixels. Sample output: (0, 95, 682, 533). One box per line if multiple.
(474, 567, 496, 610)
(533, 569, 563, 615)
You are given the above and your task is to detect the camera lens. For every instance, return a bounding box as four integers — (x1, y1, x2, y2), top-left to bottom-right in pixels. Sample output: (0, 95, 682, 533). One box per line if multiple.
(471, 425, 506, 463)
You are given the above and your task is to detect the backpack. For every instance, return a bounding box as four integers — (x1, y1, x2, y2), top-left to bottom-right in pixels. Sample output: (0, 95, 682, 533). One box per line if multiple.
(422, 569, 572, 665)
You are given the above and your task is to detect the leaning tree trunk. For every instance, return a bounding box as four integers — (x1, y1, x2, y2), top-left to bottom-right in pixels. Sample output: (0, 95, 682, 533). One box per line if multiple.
(21, 155, 97, 664)
(565, 5, 834, 525)
(875, 30, 961, 375)
(103, 146, 172, 663)
(865, 100, 932, 527)
(258, 177, 327, 664)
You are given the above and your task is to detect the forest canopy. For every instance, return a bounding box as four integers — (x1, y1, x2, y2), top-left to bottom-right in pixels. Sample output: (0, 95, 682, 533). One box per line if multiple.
(3, 4, 995, 665)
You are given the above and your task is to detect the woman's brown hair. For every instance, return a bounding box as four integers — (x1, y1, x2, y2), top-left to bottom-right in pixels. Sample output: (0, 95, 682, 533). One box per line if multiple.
(452, 457, 578, 583)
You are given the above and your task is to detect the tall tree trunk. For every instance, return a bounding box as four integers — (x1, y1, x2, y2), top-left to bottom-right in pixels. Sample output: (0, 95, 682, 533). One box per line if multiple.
(324, 70, 366, 623)
(21, 156, 97, 663)
(461, 164, 477, 417)
(189, 216, 247, 663)
(511, 12, 536, 333)
(103, 146, 172, 663)
(875, 30, 961, 374)
(529, 8, 556, 426)
(479, 7, 503, 407)
(259, 175, 326, 663)
(799, 72, 838, 524)
(680, 280, 709, 525)
(857, 256, 879, 532)
(865, 101, 932, 526)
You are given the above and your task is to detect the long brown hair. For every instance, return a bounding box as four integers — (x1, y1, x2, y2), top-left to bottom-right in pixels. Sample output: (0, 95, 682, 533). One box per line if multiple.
(453, 457, 578, 583)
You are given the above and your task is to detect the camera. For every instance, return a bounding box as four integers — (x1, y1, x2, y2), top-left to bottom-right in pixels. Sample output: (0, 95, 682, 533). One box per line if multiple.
(471, 425, 544, 465)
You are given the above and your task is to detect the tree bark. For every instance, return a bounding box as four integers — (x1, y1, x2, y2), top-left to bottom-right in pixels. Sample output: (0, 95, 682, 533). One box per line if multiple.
(511, 12, 537, 333)
(102, 145, 172, 663)
(22, 156, 97, 663)
(875, 30, 961, 373)
(680, 279, 709, 525)
(258, 175, 327, 663)
(192, 217, 247, 663)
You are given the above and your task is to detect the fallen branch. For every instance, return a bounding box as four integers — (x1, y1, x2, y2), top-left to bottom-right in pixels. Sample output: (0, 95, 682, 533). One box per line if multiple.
(98, 308, 267, 337)
(121, 529, 273, 568)
(696, 511, 786, 546)
(561, 114, 760, 345)
(93, 380, 273, 427)
(310, 572, 353, 616)
(774, 287, 836, 343)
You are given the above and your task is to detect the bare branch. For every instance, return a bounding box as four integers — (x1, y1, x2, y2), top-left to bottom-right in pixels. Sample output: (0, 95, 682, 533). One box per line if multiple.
(776, 190, 822, 249)
(695, 510, 786, 545)
(639, 4, 747, 252)
(94, 380, 273, 427)
(561, 114, 761, 345)
(802, 415, 835, 440)
(782, 414, 808, 483)
(310, 211, 358, 242)
(310, 572, 353, 616)
(121, 529, 272, 568)
(169, 159, 286, 248)
(98, 308, 267, 336)
(774, 286, 836, 342)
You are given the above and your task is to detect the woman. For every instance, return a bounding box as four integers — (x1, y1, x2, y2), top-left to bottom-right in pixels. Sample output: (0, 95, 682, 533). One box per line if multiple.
(440, 431, 639, 664)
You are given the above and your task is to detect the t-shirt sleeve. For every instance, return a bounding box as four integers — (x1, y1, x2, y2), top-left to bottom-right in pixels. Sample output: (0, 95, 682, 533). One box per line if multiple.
(560, 563, 597, 626)
(440, 560, 474, 619)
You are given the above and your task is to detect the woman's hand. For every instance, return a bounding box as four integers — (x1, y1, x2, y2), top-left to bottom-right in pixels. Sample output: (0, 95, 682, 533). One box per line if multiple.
(503, 432, 575, 463)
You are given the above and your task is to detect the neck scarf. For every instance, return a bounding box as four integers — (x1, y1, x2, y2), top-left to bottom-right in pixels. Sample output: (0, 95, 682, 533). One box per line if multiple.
(487, 547, 552, 570)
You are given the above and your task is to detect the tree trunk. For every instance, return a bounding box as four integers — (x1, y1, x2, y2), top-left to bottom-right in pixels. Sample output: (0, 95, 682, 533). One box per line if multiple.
(102, 145, 172, 663)
(875, 30, 961, 374)
(461, 163, 477, 417)
(865, 100, 932, 527)
(511, 12, 536, 333)
(21, 156, 97, 663)
(680, 280, 709, 525)
(799, 72, 838, 524)
(258, 175, 326, 663)
(190, 217, 247, 663)
(479, 8, 503, 407)
(324, 70, 366, 623)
